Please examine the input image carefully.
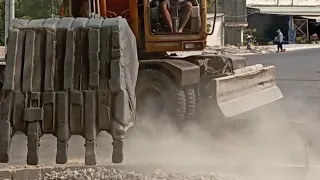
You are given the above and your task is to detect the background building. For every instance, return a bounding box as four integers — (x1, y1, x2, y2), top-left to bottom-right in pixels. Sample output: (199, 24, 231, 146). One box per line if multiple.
(247, 0, 320, 44)
(206, 13, 225, 46)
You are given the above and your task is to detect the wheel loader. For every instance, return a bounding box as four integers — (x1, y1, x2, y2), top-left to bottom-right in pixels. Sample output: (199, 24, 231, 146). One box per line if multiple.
(0, 0, 283, 166)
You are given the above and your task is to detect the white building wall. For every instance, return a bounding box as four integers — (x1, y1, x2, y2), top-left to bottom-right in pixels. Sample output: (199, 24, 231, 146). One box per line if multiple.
(293, 0, 318, 5)
(206, 15, 224, 46)
(247, 0, 277, 6)
(278, 0, 293, 5)
(247, 0, 320, 6)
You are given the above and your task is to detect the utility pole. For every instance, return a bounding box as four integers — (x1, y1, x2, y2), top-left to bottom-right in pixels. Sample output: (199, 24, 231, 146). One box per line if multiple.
(5, 0, 15, 52)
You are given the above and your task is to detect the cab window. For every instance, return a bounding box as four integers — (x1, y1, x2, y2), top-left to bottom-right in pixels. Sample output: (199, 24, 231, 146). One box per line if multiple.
(148, 0, 202, 35)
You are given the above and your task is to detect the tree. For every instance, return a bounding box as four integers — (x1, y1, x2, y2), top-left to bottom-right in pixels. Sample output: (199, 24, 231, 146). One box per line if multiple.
(16, 0, 62, 19)
(207, 0, 216, 9)
(0, 0, 62, 45)
(207, 0, 223, 13)
(0, 0, 5, 45)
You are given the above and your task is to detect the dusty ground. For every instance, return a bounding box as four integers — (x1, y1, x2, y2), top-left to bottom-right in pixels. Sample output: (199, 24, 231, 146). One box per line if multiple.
(2, 49, 320, 180)
(172, 44, 320, 57)
(2, 111, 320, 180)
(170, 45, 277, 57)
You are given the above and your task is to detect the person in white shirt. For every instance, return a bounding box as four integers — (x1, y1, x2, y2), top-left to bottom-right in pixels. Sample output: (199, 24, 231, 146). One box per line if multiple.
(275, 29, 284, 52)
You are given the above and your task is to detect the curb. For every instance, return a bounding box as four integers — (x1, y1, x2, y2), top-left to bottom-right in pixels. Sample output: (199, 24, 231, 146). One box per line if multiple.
(285, 46, 320, 51)
(234, 52, 256, 56)
(235, 46, 320, 56)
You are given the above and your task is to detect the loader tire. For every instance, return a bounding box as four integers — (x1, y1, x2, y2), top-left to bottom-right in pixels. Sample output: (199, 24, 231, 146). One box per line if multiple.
(184, 88, 197, 120)
(136, 69, 186, 122)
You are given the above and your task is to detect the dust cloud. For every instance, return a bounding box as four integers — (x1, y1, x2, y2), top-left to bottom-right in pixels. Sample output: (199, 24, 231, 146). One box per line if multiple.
(4, 98, 320, 180)
(123, 98, 320, 180)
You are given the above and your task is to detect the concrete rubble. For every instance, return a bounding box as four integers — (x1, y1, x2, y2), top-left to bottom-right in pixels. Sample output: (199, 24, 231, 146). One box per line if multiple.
(203, 44, 320, 56)
(170, 45, 279, 57)
(42, 167, 243, 180)
(203, 45, 277, 55)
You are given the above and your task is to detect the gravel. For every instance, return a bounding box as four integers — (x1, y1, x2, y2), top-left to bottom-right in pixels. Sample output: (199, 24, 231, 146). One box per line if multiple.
(170, 45, 277, 58)
(203, 45, 277, 55)
(43, 167, 244, 180)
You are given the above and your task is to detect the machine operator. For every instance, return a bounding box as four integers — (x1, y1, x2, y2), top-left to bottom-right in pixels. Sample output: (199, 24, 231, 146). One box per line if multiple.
(160, 0, 192, 33)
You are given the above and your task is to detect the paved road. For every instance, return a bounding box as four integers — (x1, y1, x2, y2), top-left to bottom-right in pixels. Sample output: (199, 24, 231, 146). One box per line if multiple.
(2, 49, 320, 176)
(246, 49, 320, 165)
(246, 49, 320, 118)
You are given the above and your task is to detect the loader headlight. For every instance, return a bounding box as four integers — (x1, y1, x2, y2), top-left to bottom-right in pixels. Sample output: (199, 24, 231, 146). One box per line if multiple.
(183, 42, 203, 50)
(184, 43, 196, 49)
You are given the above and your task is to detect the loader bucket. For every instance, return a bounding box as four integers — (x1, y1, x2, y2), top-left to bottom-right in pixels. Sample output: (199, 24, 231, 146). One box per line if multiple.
(212, 64, 283, 118)
(0, 17, 138, 165)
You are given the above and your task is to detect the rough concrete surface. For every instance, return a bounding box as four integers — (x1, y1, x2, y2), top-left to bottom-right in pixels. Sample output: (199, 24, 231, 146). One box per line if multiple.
(0, 165, 245, 180)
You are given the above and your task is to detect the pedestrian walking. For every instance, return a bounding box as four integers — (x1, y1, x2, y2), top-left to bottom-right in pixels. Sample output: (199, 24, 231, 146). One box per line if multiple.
(246, 34, 252, 50)
(274, 29, 283, 53)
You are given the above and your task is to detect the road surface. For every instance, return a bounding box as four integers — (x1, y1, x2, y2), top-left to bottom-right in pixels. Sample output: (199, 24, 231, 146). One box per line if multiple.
(246, 49, 320, 125)
(246, 49, 320, 165)
(1, 49, 320, 179)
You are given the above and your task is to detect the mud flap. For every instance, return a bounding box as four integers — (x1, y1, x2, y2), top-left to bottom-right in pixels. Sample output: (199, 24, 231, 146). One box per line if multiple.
(213, 64, 283, 118)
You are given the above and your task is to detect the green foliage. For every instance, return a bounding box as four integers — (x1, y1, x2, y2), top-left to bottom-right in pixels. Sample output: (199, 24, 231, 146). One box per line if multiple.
(296, 35, 310, 44)
(207, 0, 215, 9)
(243, 28, 257, 46)
(0, 0, 62, 45)
(206, 23, 212, 33)
(207, 0, 223, 13)
(16, 0, 62, 19)
(0, 0, 5, 45)
(244, 28, 257, 36)
(208, 0, 223, 9)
